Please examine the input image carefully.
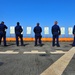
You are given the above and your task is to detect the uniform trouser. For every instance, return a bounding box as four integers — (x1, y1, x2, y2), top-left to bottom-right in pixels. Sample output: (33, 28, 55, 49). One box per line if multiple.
(3, 34, 6, 46)
(72, 36, 75, 46)
(0, 34, 6, 46)
(16, 34, 23, 46)
(0, 37, 1, 45)
(35, 36, 42, 45)
(52, 35, 60, 46)
(0, 35, 2, 45)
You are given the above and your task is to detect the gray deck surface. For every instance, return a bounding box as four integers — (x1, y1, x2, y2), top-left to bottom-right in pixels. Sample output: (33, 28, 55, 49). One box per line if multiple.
(0, 42, 74, 75)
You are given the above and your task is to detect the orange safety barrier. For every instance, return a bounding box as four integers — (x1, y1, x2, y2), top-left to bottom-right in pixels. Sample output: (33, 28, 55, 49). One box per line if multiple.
(5, 37, 73, 42)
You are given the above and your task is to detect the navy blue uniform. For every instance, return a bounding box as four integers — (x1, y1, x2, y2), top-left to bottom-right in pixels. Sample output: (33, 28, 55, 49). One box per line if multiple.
(51, 24, 61, 47)
(0, 24, 8, 46)
(72, 25, 75, 46)
(15, 24, 24, 46)
(33, 25, 42, 46)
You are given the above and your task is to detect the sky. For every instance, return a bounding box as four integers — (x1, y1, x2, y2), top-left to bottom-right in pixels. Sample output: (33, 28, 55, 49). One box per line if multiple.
(0, 0, 75, 37)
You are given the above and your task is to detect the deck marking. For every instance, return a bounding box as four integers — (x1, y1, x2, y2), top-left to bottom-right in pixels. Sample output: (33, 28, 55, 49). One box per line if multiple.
(23, 50, 67, 54)
(0, 50, 19, 54)
(24, 50, 45, 54)
(0, 50, 68, 54)
(40, 47, 75, 75)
